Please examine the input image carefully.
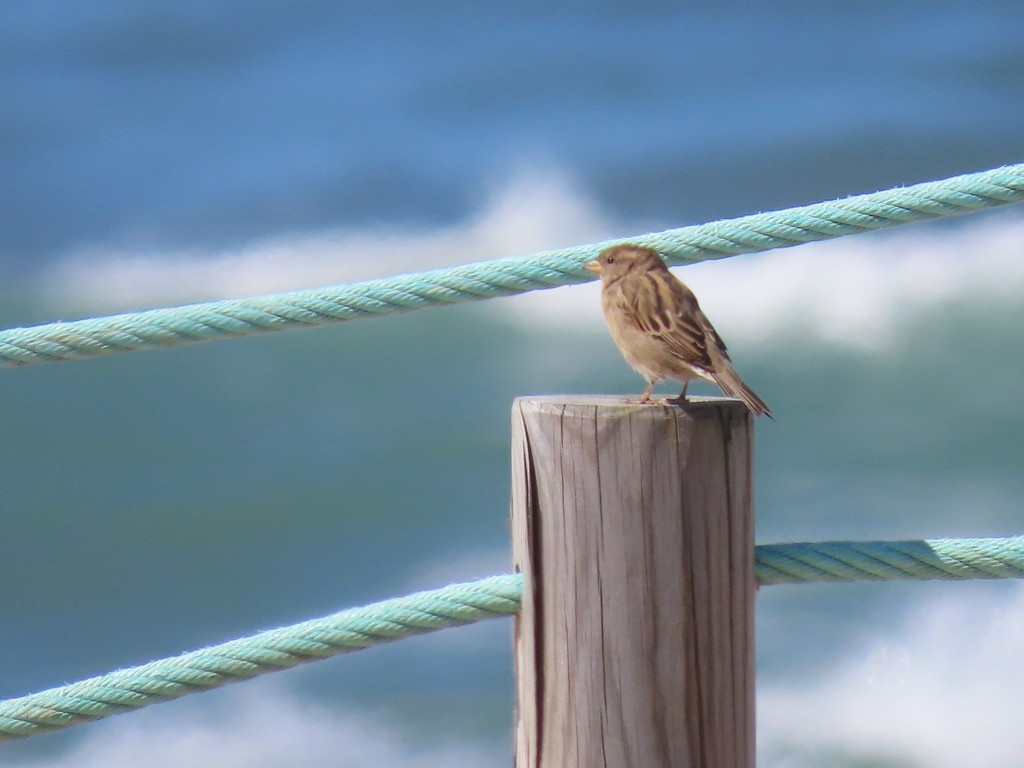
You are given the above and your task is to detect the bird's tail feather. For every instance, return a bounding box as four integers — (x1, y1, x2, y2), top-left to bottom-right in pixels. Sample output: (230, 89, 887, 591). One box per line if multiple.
(712, 367, 773, 419)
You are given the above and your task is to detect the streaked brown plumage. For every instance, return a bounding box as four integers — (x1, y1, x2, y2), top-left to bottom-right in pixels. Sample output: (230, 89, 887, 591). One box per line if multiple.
(585, 244, 772, 417)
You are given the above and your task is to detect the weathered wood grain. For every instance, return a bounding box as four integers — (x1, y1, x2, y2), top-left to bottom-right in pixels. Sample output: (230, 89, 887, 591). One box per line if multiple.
(511, 396, 755, 767)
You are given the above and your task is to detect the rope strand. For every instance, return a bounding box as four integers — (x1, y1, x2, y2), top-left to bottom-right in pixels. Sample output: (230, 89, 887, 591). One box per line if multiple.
(2, 535, 1021, 741)
(0, 574, 522, 741)
(3, 162, 1024, 368)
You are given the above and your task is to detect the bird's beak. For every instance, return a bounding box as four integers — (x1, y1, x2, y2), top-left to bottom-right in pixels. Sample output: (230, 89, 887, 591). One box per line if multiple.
(584, 259, 602, 275)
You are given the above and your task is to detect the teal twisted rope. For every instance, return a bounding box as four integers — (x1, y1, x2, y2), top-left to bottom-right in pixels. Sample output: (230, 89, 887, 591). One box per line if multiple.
(3, 163, 1024, 368)
(2, 537, 1021, 742)
(0, 574, 521, 742)
(755, 535, 1024, 585)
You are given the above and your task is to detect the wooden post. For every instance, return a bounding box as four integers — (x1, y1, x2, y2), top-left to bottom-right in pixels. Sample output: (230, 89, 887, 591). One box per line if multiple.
(511, 396, 755, 767)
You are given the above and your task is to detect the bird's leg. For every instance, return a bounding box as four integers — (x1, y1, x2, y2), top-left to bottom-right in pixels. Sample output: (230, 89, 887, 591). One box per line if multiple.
(639, 381, 655, 403)
(666, 381, 689, 406)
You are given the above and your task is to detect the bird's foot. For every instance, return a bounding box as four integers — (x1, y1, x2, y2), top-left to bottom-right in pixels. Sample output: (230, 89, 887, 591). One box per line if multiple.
(663, 382, 690, 407)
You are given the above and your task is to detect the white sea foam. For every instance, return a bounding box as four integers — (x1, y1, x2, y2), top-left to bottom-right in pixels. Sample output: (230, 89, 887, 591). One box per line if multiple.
(39, 167, 614, 313)
(40, 167, 1024, 351)
(12, 681, 503, 768)
(759, 583, 1024, 768)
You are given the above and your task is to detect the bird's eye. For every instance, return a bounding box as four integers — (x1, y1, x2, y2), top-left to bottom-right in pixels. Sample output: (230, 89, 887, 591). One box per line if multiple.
(605, 255, 615, 264)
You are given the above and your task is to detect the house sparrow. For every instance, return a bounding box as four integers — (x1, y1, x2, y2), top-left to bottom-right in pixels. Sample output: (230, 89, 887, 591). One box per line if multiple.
(585, 244, 772, 418)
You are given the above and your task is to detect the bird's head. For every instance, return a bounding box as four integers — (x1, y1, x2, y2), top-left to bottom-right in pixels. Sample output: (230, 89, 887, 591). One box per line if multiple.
(584, 244, 667, 282)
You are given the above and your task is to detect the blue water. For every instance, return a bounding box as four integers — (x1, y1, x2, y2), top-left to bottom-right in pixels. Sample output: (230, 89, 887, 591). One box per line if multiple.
(3, 4, 1024, 766)
(4, 2, 1024, 263)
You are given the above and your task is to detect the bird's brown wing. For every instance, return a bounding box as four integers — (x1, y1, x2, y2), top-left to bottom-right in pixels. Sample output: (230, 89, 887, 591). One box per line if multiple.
(622, 271, 717, 372)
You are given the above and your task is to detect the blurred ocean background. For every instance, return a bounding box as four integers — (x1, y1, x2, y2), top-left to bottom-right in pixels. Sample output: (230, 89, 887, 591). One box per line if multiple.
(3, 3, 1024, 766)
